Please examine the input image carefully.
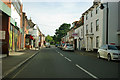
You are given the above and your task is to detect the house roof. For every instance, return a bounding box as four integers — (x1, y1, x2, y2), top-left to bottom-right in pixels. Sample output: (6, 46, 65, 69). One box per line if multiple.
(82, 2, 101, 15)
(28, 18, 36, 28)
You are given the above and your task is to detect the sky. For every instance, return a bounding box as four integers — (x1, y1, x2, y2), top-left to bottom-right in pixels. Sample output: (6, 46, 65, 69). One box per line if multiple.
(23, 1, 93, 36)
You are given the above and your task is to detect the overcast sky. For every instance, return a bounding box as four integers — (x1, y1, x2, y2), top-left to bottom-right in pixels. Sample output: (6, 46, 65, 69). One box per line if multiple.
(23, 1, 93, 36)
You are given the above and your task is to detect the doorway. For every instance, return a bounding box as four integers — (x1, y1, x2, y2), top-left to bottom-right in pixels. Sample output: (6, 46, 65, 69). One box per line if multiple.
(74, 39, 77, 50)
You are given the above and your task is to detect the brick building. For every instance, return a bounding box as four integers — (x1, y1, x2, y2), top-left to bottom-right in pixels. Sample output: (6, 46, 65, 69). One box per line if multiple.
(0, 0, 11, 56)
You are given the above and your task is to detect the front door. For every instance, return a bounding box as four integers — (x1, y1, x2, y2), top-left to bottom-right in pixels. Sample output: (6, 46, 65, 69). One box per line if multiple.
(79, 41, 80, 50)
(74, 39, 77, 50)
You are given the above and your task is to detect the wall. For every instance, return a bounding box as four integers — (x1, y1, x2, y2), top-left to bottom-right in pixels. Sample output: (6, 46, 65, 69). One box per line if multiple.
(11, 4, 20, 28)
(83, 3, 104, 51)
(108, 2, 119, 45)
(1, 0, 11, 8)
(1, 12, 10, 55)
(74, 25, 84, 50)
(118, 1, 120, 46)
(118, 1, 120, 31)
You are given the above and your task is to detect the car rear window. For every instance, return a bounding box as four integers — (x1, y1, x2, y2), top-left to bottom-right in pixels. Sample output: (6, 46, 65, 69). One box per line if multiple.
(66, 44, 73, 46)
(108, 45, 118, 50)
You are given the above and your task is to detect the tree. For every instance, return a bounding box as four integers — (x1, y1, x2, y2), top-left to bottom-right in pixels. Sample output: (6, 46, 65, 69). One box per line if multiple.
(45, 35, 54, 44)
(53, 23, 71, 43)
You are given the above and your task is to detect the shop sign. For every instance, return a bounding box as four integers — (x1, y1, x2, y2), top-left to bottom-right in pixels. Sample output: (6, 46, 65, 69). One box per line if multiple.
(72, 33, 78, 37)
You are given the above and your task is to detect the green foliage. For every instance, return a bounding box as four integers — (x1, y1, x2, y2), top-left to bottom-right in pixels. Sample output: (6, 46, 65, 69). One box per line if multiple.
(53, 23, 71, 43)
(45, 35, 54, 44)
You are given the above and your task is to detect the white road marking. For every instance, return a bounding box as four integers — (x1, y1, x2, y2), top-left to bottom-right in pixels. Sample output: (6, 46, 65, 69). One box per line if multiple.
(65, 57, 71, 62)
(75, 64, 98, 79)
(60, 53, 64, 56)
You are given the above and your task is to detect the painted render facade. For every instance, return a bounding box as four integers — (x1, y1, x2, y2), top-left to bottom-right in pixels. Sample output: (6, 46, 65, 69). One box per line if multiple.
(61, 1, 120, 51)
(83, 2, 104, 51)
(83, 1, 120, 51)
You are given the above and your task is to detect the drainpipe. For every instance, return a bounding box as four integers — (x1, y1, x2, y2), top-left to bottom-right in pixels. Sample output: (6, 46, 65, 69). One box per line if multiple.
(100, 2, 109, 44)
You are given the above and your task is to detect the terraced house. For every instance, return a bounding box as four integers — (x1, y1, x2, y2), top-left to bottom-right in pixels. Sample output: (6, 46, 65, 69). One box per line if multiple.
(0, 0, 11, 56)
(83, 1, 120, 51)
(61, 0, 120, 52)
(0, 0, 45, 56)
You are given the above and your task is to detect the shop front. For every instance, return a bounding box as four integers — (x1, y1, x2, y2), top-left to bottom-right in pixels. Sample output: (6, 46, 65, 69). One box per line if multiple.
(0, 1, 11, 55)
(25, 34, 34, 49)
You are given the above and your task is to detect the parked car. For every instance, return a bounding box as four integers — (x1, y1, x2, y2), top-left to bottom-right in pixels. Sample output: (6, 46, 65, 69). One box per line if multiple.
(57, 44, 60, 48)
(60, 43, 65, 50)
(45, 42, 50, 48)
(62, 43, 74, 51)
(55, 44, 58, 47)
(97, 44, 120, 61)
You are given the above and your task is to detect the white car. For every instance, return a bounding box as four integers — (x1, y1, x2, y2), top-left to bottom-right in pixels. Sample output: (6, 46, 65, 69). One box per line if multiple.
(45, 42, 50, 48)
(97, 45, 120, 61)
(62, 43, 74, 51)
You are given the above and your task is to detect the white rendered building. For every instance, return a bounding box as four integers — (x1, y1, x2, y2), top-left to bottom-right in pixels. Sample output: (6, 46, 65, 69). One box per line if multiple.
(83, 1, 120, 51)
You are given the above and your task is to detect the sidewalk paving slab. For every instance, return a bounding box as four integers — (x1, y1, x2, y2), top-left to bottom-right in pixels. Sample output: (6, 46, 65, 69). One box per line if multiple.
(2, 49, 40, 78)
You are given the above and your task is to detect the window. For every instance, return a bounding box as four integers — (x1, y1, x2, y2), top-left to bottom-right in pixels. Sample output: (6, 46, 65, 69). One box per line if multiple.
(96, 6, 99, 14)
(96, 36, 99, 48)
(91, 22, 93, 33)
(108, 45, 118, 50)
(96, 19, 99, 31)
(86, 14, 88, 20)
(86, 25, 88, 34)
(91, 10, 93, 17)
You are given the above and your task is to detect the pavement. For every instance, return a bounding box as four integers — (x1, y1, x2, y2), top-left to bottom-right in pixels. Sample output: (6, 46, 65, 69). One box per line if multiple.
(1, 48, 40, 79)
(0, 47, 97, 79)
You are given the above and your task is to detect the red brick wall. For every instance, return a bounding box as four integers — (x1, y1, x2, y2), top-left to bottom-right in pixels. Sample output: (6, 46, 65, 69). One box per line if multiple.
(0, 12, 10, 55)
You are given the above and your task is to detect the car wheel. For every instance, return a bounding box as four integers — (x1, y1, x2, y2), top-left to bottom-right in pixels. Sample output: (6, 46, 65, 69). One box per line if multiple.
(107, 54, 111, 61)
(97, 53, 100, 59)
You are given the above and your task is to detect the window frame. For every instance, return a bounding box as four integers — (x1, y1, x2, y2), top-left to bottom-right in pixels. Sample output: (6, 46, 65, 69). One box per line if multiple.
(91, 22, 93, 33)
(96, 19, 99, 31)
(91, 10, 93, 17)
(86, 14, 88, 20)
(86, 24, 88, 34)
(96, 6, 99, 14)
(96, 36, 99, 48)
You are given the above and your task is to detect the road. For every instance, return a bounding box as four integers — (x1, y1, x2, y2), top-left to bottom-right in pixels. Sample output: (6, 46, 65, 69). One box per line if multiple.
(6, 46, 120, 79)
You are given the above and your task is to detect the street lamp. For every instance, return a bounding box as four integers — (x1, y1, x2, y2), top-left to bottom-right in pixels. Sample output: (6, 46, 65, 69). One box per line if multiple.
(100, 2, 109, 44)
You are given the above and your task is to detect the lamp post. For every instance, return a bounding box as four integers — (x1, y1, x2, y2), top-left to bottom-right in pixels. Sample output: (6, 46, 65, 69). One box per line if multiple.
(100, 2, 109, 44)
